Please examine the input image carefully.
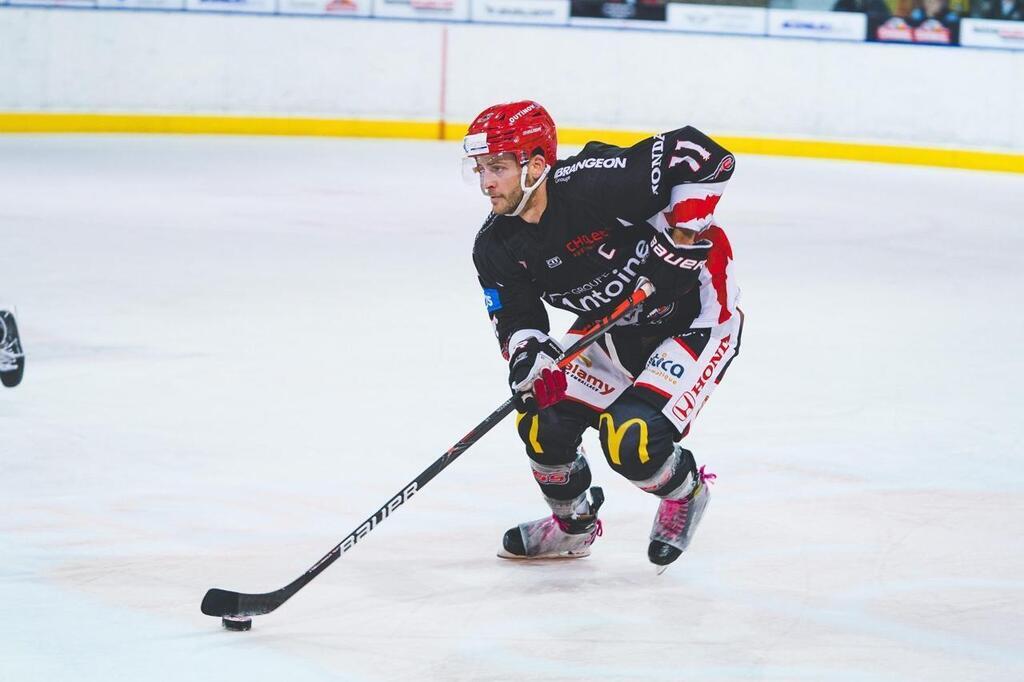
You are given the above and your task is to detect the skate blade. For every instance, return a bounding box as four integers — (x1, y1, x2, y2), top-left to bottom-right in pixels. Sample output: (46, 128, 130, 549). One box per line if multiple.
(496, 548, 591, 560)
(654, 564, 669, 575)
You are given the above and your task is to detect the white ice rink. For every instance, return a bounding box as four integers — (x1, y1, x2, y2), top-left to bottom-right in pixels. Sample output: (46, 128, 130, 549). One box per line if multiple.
(1, 135, 1023, 681)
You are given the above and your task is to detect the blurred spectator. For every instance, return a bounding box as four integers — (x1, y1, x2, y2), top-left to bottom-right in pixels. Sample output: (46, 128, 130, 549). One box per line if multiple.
(907, 0, 961, 40)
(832, 0, 892, 38)
(908, 0, 960, 24)
(875, 0, 960, 41)
(970, 0, 1024, 20)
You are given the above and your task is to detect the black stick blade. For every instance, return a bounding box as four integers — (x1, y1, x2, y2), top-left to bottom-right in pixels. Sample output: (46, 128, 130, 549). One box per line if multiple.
(201, 589, 241, 617)
(202, 587, 290, 617)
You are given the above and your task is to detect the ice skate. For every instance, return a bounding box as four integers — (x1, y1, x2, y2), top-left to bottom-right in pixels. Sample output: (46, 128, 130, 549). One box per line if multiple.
(498, 487, 604, 560)
(649, 458, 715, 574)
(0, 310, 25, 388)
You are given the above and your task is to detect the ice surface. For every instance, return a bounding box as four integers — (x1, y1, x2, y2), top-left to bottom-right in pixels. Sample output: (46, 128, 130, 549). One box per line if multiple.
(1, 135, 1022, 681)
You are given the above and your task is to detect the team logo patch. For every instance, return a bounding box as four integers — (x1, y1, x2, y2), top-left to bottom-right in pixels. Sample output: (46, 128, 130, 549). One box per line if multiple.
(483, 288, 502, 312)
(533, 470, 568, 485)
(701, 155, 735, 182)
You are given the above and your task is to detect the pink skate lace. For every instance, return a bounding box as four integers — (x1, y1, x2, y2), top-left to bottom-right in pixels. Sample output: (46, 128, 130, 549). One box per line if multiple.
(657, 466, 716, 540)
(657, 498, 688, 539)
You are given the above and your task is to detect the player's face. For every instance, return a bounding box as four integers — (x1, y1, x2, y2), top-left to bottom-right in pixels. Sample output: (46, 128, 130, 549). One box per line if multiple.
(474, 153, 523, 215)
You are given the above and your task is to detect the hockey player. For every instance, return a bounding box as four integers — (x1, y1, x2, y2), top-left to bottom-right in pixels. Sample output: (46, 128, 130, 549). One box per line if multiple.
(467, 101, 743, 570)
(0, 309, 25, 388)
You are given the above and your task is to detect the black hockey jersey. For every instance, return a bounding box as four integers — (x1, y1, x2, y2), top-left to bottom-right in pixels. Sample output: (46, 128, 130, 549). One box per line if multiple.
(472, 126, 737, 359)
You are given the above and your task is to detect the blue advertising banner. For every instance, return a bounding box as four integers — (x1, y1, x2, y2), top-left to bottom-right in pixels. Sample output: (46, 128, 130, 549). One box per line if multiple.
(12, 0, 97, 7)
(768, 9, 868, 41)
(97, 0, 185, 8)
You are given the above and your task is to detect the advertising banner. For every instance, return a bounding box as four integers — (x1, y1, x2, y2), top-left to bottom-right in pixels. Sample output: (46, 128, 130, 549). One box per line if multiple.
(960, 17, 1024, 49)
(569, 0, 672, 31)
(470, 0, 569, 25)
(11, 0, 97, 7)
(96, 0, 185, 8)
(185, 0, 275, 12)
(373, 0, 470, 20)
(667, 3, 767, 36)
(767, 9, 867, 41)
(279, 0, 370, 15)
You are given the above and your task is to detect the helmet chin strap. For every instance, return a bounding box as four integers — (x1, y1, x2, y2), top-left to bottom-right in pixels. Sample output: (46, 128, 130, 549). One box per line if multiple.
(509, 164, 549, 218)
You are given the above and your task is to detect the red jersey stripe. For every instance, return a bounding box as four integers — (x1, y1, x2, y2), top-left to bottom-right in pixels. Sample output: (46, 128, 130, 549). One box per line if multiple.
(673, 337, 700, 361)
(667, 193, 721, 228)
(701, 224, 733, 324)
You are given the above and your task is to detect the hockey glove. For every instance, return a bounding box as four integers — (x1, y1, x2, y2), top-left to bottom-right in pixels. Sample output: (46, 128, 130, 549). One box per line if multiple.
(508, 335, 567, 413)
(640, 230, 712, 305)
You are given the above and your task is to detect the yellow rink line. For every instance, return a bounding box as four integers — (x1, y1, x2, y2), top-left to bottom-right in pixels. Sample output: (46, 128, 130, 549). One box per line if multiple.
(3, 112, 1023, 174)
(0, 112, 442, 139)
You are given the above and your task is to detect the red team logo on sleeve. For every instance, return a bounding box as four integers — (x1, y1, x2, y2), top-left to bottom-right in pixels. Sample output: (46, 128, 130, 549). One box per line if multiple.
(665, 193, 721, 231)
(702, 155, 734, 182)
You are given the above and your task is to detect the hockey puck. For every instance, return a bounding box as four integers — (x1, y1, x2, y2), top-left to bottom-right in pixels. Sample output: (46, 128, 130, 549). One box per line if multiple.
(221, 616, 252, 632)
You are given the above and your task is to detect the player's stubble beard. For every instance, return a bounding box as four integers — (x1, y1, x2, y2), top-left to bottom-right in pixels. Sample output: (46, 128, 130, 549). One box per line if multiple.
(494, 185, 524, 216)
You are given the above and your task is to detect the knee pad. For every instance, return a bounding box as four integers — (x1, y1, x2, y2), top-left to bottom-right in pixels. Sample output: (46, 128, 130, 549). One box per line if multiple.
(516, 403, 594, 515)
(515, 401, 590, 465)
(598, 392, 679, 484)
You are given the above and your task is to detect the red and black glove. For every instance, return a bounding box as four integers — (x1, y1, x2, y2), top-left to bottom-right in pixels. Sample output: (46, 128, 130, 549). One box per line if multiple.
(508, 336, 567, 413)
(640, 230, 712, 305)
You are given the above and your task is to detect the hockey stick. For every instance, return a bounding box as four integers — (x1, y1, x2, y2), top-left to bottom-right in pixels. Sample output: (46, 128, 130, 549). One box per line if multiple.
(200, 278, 655, 622)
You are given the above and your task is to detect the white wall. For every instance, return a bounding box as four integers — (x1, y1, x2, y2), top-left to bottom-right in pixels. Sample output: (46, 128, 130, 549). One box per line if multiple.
(0, 9, 442, 119)
(2, 7, 1022, 150)
(449, 25, 1024, 150)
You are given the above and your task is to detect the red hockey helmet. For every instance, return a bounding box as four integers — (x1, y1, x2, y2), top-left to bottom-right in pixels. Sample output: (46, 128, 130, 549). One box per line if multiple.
(463, 101, 558, 167)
